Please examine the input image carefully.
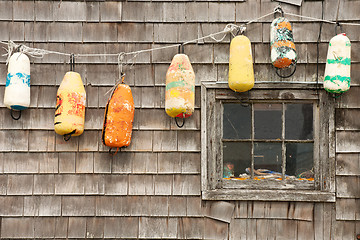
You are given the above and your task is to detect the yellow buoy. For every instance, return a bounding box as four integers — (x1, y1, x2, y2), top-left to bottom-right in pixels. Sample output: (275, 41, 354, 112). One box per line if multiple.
(54, 71, 86, 140)
(228, 35, 254, 92)
(165, 54, 195, 119)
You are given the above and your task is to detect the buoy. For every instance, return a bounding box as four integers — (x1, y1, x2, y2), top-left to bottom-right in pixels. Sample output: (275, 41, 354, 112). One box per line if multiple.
(165, 54, 195, 127)
(102, 80, 135, 151)
(324, 33, 351, 94)
(228, 35, 254, 92)
(270, 17, 297, 77)
(4, 52, 30, 119)
(54, 72, 86, 141)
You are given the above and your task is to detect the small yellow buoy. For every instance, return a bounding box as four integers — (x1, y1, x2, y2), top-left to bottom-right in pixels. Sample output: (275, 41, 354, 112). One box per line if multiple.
(228, 35, 254, 92)
(54, 71, 86, 140)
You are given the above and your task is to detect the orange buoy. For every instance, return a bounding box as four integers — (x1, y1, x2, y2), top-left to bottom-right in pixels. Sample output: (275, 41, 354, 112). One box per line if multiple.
(102, 82, 135, 150)
(54, 71, 86, 140)
(165, 54, 195, 124)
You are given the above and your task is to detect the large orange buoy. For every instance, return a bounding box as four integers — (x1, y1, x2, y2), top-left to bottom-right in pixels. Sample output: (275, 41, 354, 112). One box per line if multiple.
(54, 71, 86, 141)
(102, 80, 135, 150)
(165, 53, 195, 126)
(270, 17, 297, 77)
(228, 35, 254, 92)
(324, 33, 351, 94)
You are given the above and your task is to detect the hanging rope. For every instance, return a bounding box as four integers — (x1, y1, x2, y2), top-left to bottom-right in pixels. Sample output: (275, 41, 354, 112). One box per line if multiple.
(70, 54, 75, 72)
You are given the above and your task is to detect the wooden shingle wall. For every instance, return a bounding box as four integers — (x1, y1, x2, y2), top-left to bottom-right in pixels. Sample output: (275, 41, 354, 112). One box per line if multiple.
(0, 0, 358, 238)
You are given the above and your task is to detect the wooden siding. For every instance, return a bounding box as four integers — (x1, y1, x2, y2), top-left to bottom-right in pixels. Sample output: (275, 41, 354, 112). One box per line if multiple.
(0, 0, 358, 239)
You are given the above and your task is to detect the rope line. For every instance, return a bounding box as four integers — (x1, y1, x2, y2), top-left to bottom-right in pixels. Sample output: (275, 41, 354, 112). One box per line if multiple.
(1, 8, 360, 62)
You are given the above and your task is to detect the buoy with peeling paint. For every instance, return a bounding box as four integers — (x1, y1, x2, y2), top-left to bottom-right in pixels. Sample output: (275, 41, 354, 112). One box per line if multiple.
(165, 54, 195, 127)
(54, 72, 86, 141)
(270, 17, 297, 77)
(228, 35, 254, 92)
(102, 80, 135, 150)
(324, 33, 351, 94)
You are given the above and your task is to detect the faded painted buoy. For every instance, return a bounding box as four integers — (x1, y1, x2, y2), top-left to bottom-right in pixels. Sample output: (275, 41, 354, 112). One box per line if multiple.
(102, 83, 135, 149)
(324, 33, 351, 94)
(4, 52, 31, 111)
(165, 54, 195, 119)
(270, 17, 297, 69)
(228, 35, 254, 92)
(54, 72, 86, 140)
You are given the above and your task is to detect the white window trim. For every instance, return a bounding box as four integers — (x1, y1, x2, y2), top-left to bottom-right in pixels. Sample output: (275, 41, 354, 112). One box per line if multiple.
(201, 82, 336, 202)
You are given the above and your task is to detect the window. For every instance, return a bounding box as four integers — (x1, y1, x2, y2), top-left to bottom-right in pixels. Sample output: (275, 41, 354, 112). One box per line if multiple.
(201, 82, 335, 202)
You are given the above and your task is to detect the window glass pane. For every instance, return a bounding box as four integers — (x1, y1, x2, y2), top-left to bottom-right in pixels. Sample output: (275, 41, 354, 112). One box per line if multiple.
(254, 104, 282, 139)
(253, 142, 282, 177)
(285, 104, 313, 140)
(223, 104, 251, 139)
(223, 142, 251, 178)
(286, 143, 314, 180)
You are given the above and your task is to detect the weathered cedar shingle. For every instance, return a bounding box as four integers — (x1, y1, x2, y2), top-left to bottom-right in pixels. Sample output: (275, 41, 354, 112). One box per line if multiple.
(336, 153, 360, 176)
(34, 174, 55, 195)
(180, 217, 205, 239)
(14, 1, 34, 20)
(336, 176, 360, 198)
(86, 217, 105, 238)
(62, 196, 96, 216)
(336, 131, 360, 153)
(105, 175, 128, 195)
(128, 175, 154, 195)
(68, 217, 87, 238)
(139, 217, 177, 238)
(55, 175, 85, 195)
(1, 217, 34, 238)
(104, 217, 138, 238)
(169, 196, 187, 216)
(0, 197, 24, 216)
(163, 3, 185, 22)
(24, 196, 61, 217)
(7, 175, 33, 195)
(99, 2, 122, 22)
(118, 23, 153, 43)
(336, 198, 357, 220)
(204, 217, 229, 240)
(34, 217, 56, 238)
(54, 217, 68, 238)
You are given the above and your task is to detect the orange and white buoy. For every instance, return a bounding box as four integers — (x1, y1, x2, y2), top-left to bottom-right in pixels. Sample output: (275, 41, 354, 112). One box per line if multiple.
(270, 17, 297, 77)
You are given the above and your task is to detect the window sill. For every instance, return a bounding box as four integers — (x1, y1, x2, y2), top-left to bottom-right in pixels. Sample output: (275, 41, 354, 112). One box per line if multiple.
(202, 189, 335, 202)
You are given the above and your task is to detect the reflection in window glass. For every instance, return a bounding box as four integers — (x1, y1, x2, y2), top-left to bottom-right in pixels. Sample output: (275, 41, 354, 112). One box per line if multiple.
(286, 143, 313, 179)
(285, 104, 313, 140)
(223, 104, 251, 139)
(223, 142, 251, 178)
(254, 142, 282, 175)
(254, 104, 282, 139)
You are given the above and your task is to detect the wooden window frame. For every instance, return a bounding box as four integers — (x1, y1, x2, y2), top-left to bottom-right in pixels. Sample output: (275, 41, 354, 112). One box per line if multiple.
(201, 82, 336, 202)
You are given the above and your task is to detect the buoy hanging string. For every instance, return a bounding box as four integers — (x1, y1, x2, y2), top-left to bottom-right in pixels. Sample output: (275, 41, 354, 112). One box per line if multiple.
(70, 54, 75, 72)
(0, 10, 278, 60)
(1, 9, 359, 62)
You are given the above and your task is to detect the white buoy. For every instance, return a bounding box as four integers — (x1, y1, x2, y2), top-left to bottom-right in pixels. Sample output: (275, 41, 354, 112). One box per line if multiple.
(324, 33, 351, 94)
(4, 52, 31, 112)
